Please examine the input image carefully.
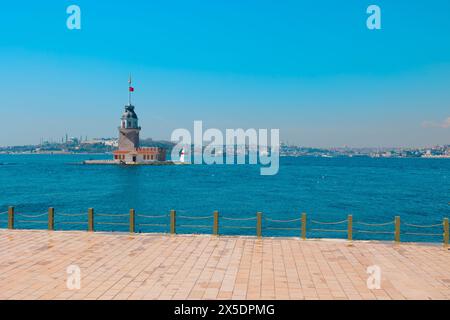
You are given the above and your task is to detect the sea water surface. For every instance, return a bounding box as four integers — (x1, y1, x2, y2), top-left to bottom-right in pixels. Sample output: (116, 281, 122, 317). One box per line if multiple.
(0, 154, 449, 243)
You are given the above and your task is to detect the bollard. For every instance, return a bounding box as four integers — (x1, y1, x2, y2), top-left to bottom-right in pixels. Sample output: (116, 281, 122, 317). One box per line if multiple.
(348, 215, 353, 241)
(395, 216, 400, 243)
(301, 212, 307, 240)
(444, 218, 449, 247)
(130, 209, 135, 233)
(256, 212, 262, 238)
(8, 206, 14, 230)
(170, 210, 176, 234)
(48, 207, 54, 231)
(88, 208, 94, 232)
(213, 210, 219, 236)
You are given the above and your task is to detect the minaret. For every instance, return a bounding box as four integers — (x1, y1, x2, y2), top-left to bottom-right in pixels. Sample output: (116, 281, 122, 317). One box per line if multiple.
(118, 76, 141, 151)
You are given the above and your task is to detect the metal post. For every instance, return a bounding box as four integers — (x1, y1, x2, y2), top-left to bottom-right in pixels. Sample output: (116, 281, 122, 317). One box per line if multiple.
(48, 207, 54, 231)
(256, 212, 262, 238)
(444, 218, 449, 247)
(395, 216, 400, 243)
(301, 212, 306, 240)
(348, 214, 353, 241)
(213, 210, 219, 236)
(130, 209, 135, 233)
(170, 210, 176, 234)
(88, 208, 94, 232)
(8, 206, 14, 230)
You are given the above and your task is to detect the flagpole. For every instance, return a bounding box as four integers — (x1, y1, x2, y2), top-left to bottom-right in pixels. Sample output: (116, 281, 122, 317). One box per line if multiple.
(128, 75, 132, 106)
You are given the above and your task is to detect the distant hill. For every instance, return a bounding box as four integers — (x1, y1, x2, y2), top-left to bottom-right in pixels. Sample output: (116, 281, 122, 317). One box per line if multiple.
(140, 138, 175, 150)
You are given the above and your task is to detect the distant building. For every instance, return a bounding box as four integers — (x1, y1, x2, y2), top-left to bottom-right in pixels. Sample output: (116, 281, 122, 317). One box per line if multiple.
(84, 138, 118, 147)
(113, 77, 166, 163)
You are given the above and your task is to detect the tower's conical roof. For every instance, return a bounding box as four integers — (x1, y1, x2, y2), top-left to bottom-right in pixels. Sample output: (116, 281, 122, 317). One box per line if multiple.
(122, 105, 138, 119)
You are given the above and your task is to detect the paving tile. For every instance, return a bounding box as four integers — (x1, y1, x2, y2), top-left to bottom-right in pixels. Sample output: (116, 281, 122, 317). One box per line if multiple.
(0, 230, 448, 300)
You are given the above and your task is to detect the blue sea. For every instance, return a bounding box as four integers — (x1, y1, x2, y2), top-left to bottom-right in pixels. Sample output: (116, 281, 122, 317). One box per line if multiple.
(0, 154, 449, 243)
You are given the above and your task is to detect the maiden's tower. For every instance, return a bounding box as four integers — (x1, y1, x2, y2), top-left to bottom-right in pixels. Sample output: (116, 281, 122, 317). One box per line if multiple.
(112, 77, 166, 163)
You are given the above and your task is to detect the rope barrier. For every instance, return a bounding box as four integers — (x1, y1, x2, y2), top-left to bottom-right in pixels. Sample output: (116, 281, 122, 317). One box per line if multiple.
(96, 222, 129, 226)
(222, 226, 255, 230)
(178, 215, 212, 220)
(137, 223, 168, 227)
(1, 207, 448, 244)
(311, 228, 347, 233)
(403, 232, 442, 237)
(266, 227, 299, 231)
(57, 221, 87, 225)
(178, 224, 211, 229)
(16, 213, 48, 218)
(311, 219, 347, 225)
(57, 213, 87, 217)
(265, 217, 302, 223)
(137, 214, 168, 219)
(96, 213, 129, 218)
(403, 222, 443, 228)
(15, 220, 47, 224)
(222, 216, 256, 221)
(355, 221, 394, 227)
(354, 230, 394, 235)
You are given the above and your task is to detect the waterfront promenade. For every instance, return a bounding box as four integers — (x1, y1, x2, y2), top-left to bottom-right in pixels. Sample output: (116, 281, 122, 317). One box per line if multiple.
(0, 229, 448, 300)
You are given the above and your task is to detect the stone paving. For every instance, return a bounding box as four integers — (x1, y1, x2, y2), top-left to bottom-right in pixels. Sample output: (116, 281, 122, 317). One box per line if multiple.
(0, 229, 448, 300)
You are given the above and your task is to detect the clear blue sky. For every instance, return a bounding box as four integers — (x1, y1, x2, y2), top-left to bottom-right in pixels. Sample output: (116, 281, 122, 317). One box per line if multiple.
(0, 0, 449, 147)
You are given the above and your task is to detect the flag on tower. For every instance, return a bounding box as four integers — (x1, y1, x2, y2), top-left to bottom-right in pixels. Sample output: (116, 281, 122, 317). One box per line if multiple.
(128, 75, 134, 106)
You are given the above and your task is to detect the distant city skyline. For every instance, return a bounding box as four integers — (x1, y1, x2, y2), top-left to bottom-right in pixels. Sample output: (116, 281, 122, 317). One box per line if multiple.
(0, 1, 449, 147)
(2, 134, 448, 150)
